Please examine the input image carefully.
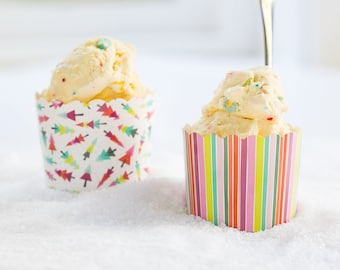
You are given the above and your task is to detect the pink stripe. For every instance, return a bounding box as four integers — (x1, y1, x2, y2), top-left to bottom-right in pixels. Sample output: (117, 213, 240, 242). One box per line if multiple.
(246, 136, 256, 232)
(240, 138, 247, 231)
(193, 133, 200, 216)
(216, 136, 225, 225)
(285, 133, 296, 222)
(197, 134, 207, 220)
(234, 136, 240, 229)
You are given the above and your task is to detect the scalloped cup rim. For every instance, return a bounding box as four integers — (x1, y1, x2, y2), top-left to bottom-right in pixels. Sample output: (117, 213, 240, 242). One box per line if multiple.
(36, 94, 154, 105)
(183, 128, 301, 140)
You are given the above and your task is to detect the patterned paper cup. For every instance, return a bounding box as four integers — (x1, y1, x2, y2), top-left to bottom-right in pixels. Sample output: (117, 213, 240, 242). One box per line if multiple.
(36, 96, 154, 192)
(183, 131, 301, 232)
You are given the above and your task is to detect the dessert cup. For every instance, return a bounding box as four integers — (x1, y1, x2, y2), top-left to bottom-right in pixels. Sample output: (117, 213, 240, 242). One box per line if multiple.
(183, 130, 301, 232)
(37, 96, 154, 192)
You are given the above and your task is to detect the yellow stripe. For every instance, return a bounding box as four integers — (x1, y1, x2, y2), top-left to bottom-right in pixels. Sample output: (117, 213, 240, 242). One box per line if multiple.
(291, 132, 301, 218)
(204, 135, 213, 222)
(254, 136, 264, 231)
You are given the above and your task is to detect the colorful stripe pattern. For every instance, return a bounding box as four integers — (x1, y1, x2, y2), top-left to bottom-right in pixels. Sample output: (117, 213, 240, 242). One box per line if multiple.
(184, 131, 301, 232)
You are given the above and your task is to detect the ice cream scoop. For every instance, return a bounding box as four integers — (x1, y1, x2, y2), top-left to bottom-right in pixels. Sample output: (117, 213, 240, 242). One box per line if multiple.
(39, 37, 149, 103)
(36, 37, 154, 192)
(183, 67, 301, 231)
(186, 66, 294, 137)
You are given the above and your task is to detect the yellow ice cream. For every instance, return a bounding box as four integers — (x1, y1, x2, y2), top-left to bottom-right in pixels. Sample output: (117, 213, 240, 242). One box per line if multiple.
(186, 66, 295, 137)
(38, 37, 149, 103)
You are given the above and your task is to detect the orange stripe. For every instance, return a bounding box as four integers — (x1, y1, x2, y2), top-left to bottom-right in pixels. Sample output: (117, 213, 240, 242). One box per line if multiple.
(233, 135, 239, 229)
(276, 137, 282, 224)
(280, 134, 288, 224)
(276, 136, 285, 224)
(188, 134, 196, 215)
(228, 135, 233, 227)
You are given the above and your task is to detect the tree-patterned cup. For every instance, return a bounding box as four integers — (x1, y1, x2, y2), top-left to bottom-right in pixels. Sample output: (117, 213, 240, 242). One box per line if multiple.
(36, 96, 154, 192)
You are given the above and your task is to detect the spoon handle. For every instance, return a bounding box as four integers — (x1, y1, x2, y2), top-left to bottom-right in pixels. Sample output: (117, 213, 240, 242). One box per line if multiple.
(260, 0, 273, 67)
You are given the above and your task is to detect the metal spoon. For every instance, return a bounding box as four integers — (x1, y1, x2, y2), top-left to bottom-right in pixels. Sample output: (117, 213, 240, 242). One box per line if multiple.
(260, 0, 273, 67)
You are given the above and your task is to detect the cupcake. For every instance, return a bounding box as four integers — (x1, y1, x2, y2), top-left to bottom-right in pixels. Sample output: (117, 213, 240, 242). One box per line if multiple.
(184, 67, 301, 232)
(36, 37, 154, 192)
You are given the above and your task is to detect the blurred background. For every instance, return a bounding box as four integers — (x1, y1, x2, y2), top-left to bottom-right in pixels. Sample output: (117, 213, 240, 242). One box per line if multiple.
(0, 0, 339, 163)
(3, 0, 338, 66)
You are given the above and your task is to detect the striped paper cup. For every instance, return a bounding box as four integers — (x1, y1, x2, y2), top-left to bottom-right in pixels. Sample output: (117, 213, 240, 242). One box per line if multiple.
(36, 96, 154, 192)
(183, 131, 301, 232)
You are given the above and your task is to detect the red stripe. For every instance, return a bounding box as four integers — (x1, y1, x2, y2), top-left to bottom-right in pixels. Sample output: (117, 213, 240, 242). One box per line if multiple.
(228, 136, 233, 227)
(188, 134, 196, 215)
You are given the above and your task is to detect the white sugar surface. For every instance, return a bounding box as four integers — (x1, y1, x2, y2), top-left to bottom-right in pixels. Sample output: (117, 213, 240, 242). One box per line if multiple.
(0, 143, 340, 270)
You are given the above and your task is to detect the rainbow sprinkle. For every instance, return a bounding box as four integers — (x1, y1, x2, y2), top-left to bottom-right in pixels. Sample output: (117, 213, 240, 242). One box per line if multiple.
(96, 38, 111, 50)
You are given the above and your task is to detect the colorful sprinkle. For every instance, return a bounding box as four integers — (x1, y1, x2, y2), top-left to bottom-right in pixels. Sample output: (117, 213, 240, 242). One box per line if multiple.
(243, 77, 252, 86)
(96, 38, 111, 50)
(267, 117, 273, 121)
(62, 78, 66, 83)
(223, 98, 239, 113)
